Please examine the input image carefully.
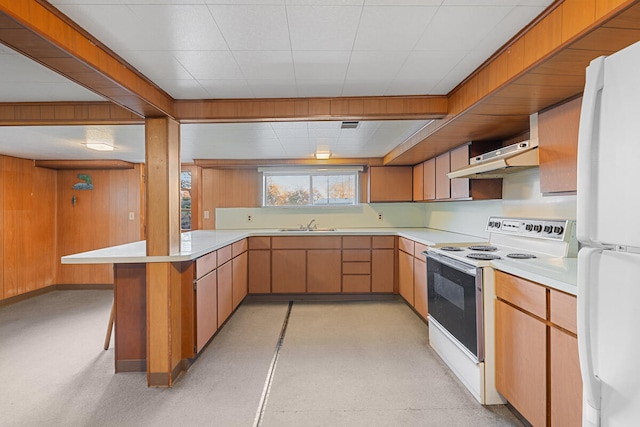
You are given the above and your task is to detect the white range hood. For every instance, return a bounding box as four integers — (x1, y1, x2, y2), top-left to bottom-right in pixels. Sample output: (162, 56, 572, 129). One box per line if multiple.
(447, 113, 540, 179)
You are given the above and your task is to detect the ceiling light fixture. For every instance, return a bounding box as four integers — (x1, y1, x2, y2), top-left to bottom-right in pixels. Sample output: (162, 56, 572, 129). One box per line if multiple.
(314, 145, 332, 160)
(85, 142, 115, 151)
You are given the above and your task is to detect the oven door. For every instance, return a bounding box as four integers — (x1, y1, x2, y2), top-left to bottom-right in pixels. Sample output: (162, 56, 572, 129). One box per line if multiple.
(426, 251, 484, 362)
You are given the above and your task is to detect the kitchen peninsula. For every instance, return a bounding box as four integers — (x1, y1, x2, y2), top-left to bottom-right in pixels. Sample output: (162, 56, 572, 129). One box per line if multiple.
(62, 227, 577, 387)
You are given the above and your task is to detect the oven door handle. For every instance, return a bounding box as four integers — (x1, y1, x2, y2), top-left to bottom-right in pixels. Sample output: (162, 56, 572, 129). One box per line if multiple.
(426, 251, 478, 276)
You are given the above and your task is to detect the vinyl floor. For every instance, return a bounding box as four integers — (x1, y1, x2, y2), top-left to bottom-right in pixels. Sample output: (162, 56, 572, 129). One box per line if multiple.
(0, 290, 523, 427)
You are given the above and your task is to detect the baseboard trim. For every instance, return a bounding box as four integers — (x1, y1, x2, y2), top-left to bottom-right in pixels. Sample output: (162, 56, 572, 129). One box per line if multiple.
(245, 293, 399, 303)
(0, 284, 113, 307)
(116, 359, 146, 373)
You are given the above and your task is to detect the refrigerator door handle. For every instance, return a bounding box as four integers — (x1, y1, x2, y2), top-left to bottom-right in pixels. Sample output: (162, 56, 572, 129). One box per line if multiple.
(577, 56, 606, 246)
(578, 248, 602, 427)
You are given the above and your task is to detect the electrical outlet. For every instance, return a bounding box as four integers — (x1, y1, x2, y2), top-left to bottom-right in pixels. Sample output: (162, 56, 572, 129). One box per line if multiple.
(247, 215, 252, 222)
(204, 210, 210, 219)
(378, 213, 383, 221)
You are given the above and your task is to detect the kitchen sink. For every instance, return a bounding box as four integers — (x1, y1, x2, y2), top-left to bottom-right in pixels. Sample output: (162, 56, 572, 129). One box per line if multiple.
(278, 228, 337, 232)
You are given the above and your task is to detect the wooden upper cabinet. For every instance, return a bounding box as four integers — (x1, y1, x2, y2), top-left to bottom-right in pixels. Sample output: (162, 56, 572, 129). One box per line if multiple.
(423, 158, 436, 200)
(368, 166, 413, 202)
(449, 144, 470, 199)
(435, 152, 451, 200)
(538, 96, 581, 194)
(412, 162, 424, 201)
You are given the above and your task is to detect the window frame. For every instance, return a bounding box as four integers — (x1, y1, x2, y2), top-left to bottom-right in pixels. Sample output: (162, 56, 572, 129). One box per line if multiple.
(260, 166, 362, 208)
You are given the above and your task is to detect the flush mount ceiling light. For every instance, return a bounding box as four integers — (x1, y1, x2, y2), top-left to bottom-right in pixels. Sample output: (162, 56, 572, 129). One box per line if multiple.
(85, 142, 114, 151)
(314, 145, 332, 160)
(84, 127, 115, 151)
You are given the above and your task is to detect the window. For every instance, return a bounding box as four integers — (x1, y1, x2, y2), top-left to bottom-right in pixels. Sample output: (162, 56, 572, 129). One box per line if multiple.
(261, 167, 361, 207)
(180, 170, 192, 230)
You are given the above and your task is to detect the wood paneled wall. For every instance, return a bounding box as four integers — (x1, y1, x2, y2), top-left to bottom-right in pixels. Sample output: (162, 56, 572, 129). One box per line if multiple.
(1, 155, 57, 299)
(201, 168, 261, 229)
(57, 166, 144, 285)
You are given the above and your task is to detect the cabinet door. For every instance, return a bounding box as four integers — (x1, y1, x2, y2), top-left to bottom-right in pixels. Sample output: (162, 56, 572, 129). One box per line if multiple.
(449, 144, 470, 199)
(371, 249, 394, 293)
(413, 163, 424, 201)
(496, 300, 547, 427)
(307, 249, 341, 293)
(435, 152, 451, 200)
(413, 257, 427, 319)
(248, 250, 271, 293)
(423, 158, 436, 200)
(368, 166, 413, 202)
(217, 261, 233, 327)
(195, 271, 217, 353)
(538, 96, 580, 193)
(398, 250, 414, 305)
(550, 327, 583, 427)
(272, 250, 306, 293)
(232, 251, 248, 309)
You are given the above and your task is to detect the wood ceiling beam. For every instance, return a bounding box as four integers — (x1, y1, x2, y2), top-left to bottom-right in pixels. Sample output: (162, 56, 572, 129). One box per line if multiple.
(384, 0, 640, 165)
(175, 96, 448, 123)
(193, 158, 384, 169)
(0, 0, 173, 119)
(35, 159, 136, 169)
(0, 102, 142, 125)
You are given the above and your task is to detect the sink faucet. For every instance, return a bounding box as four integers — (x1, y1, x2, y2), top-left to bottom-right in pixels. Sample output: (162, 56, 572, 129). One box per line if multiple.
(306, 219, 317, 230)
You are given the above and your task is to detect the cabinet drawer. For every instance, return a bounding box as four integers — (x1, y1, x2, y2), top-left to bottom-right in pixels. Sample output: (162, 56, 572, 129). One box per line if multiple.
(372, 235, 395, 249)
(248, 236, 271, 250)
(343, 275, 371, 293)
(343, 262, 370, 275)
(232, 238, 247, 257)
(217, 245, 232, 266)
(342, 236, 371, 249)
(196, 251, 216, 279)
(398, 237, 415, 255)
(550, 290, 577, 334)
(495, 270, 547, 319)
(342, 250, 370, 262)
(414, 243, 428, 259)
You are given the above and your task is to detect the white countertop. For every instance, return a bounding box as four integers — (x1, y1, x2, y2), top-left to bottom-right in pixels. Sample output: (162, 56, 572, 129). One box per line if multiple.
(490, 257, 577, 295)
(61, 227, 577, 294)
(60, 227, 480, 264)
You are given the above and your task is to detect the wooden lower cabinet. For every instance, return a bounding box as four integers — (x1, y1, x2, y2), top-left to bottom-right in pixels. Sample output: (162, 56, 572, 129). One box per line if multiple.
(195, 270, 217, 353)
(495, 270, 582, 427)
(307, 249, 341, 293)
(398, 249, 414, 305)
(248, 249, 271, 293)
(232, 251, 248, 309)
(550, 327, 582, 427)
(272, 249, 306, 293)
(217, 261, 233, 327)
(413, 257, 427, 319)
(495, 299, 547, 427)
(371, 249, 394, 293)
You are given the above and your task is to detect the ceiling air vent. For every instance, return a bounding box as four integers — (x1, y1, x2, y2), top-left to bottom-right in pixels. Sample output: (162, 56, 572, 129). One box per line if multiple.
(341, 121, 359, 129)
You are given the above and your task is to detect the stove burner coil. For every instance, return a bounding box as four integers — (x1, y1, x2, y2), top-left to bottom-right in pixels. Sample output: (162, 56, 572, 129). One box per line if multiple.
(506, 253, 537, 259)
(439, 246, 464, 251)
(468, 245, 498, 252)
(466, 253, 501, 260)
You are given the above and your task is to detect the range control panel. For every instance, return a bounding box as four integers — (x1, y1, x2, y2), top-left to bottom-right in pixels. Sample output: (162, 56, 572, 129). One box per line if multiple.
(486, 217, 571, 241)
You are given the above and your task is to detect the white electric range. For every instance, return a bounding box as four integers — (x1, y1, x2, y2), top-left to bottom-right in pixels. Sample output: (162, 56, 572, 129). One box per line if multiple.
(424, 216, 576, 404)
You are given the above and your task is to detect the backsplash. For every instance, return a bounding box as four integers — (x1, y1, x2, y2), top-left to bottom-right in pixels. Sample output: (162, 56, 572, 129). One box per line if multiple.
(425, 168, 576, 238)
(216, 168, 576, 239)
(216, 202, 427, 230)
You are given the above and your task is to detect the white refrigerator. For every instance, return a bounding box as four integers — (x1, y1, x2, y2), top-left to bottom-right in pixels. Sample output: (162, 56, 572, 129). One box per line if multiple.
(577, 39, 640, 427)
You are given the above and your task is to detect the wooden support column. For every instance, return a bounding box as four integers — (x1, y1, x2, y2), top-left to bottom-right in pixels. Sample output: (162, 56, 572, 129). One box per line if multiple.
(144, 117, 182, 387)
